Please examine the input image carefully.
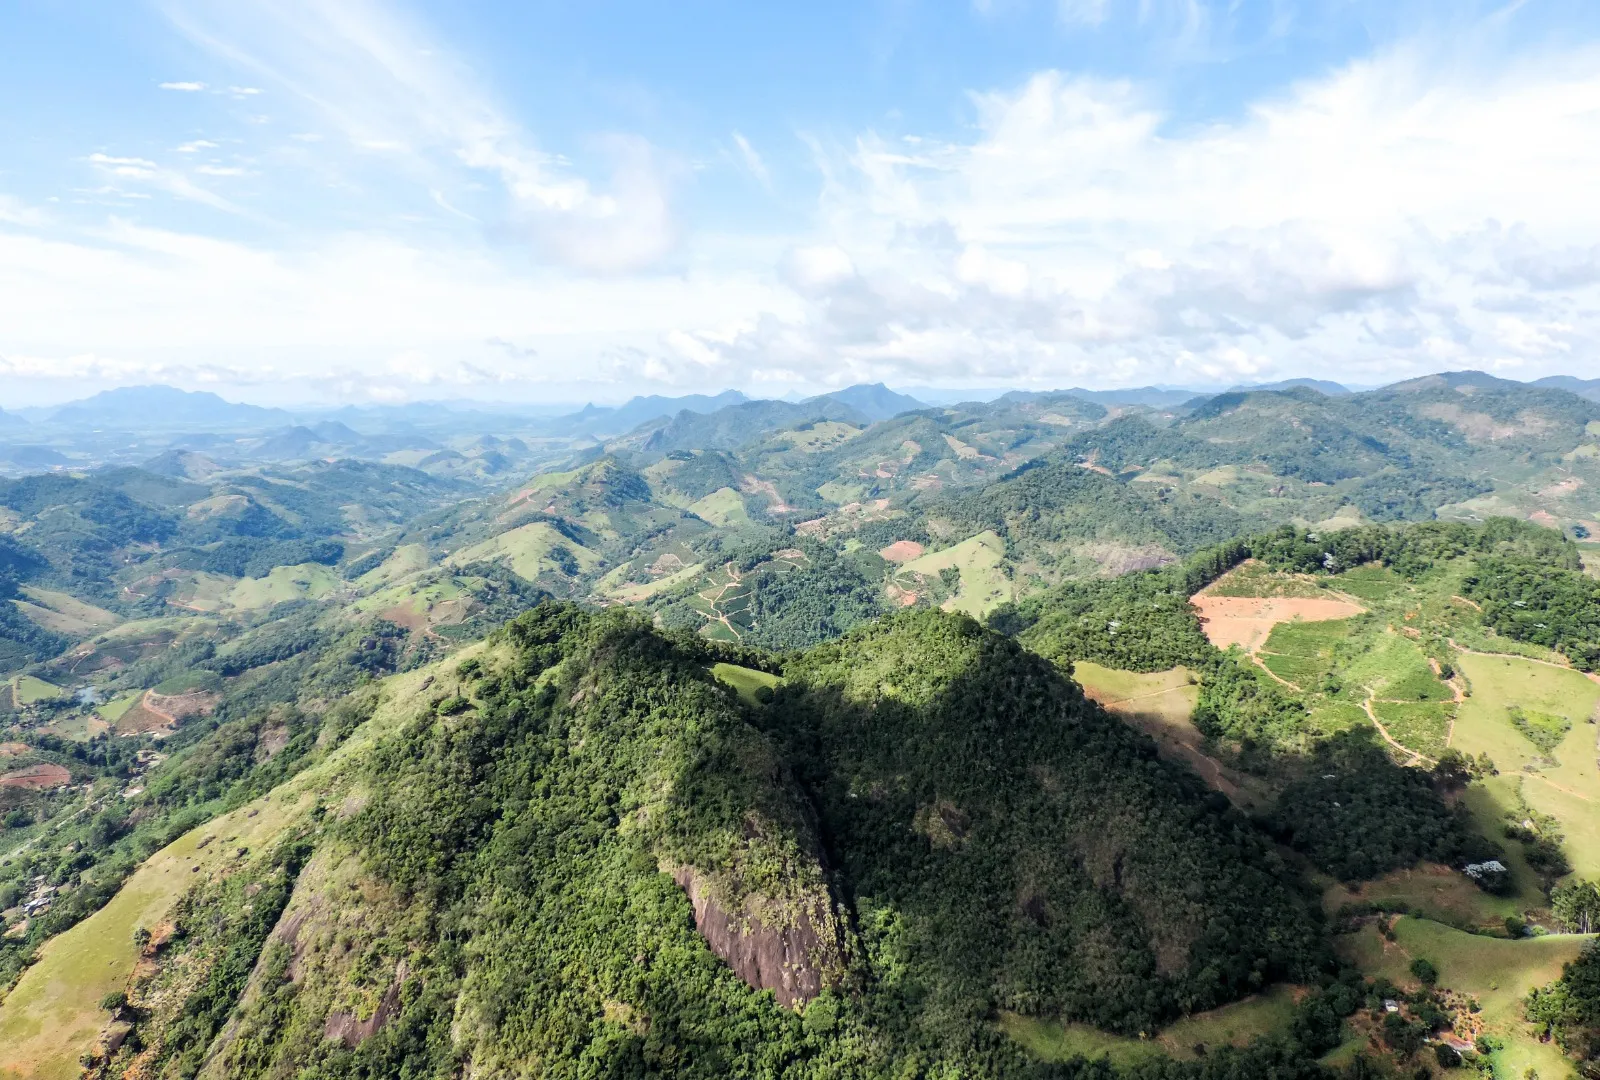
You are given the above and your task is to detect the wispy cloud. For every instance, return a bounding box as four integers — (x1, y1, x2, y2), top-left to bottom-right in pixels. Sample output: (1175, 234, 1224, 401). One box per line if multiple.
(731, 131, 771, 188)
(86, 153, 241, 212)
(175, 139, 219, 153)
(159, 0, 680, 272)
(0, 195, 49, 228)
(159, 80, 206, 91)
(194, 164, 248, 177)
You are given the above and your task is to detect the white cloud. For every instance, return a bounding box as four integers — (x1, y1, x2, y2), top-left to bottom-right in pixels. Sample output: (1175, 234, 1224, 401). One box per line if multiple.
(0, 195, 47, 228)
(194, 164, 248, 177)
(1057, 0, 1111, 26)
(175, 139, 219, 153)
(645, 43, 1600, 390)
(731, 131, 770, 188)
(159, 81, 206, 91)
(159, 0, 681, 272)
(13, 14, 1600, 401)
(86, 153, 241, 213)
(228, 85, 263, 95)
(0, 219, 791, 399)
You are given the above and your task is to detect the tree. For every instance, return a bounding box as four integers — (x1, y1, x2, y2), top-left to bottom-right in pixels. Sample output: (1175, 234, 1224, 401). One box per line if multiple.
(1554, 880, 1600, 935)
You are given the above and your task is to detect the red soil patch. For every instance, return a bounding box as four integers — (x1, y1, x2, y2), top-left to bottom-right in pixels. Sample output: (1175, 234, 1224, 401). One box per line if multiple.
(878, 541, 925, 563)
(1191, 595, 1365, 652)
(0, 763, 71, 790)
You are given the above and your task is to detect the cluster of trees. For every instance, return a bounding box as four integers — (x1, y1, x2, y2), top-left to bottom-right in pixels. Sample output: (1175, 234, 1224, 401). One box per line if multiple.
(1525, 941, 1600, 1071)
(1554, 880, 1600, 934)
(1266, 733, 1503, 883)
(931, 457, 1250, 565)
(174, 536, 344, 579)
(742, 542, 885, 649)
(1463, 556, 1600, 670)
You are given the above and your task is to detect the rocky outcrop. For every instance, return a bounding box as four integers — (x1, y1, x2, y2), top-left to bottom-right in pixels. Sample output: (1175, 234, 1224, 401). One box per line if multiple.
(323, 960, 407, 1047)
(671, 867, 846, 1008)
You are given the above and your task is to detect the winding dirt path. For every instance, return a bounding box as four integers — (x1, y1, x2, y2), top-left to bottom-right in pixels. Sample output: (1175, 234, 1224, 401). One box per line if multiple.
(1362, 691, 1435, 767)
(1250, 653, 1302, 692)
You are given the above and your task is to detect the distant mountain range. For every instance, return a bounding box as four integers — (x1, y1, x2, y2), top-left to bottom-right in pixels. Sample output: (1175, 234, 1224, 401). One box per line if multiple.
(807, 383, 926, 421)
(1533, 374, 1600, 402)
(1231, 378, 1353, 395)
(42, 385, 291, 429)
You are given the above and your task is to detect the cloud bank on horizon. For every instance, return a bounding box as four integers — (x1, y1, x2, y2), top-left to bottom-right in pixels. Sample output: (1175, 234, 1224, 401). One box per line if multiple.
(1, 0, 1598, 405)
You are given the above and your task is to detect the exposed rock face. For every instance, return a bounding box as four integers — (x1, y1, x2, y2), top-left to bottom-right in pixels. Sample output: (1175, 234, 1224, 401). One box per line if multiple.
(323, 960, 407, 1047)
(671, 867, 844, 1008)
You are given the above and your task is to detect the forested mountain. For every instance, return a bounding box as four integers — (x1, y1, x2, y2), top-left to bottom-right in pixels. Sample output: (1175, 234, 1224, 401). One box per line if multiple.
(4, 372, 1600, 1078)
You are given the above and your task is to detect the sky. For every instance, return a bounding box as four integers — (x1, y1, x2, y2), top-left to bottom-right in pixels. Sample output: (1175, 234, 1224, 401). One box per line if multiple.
(3, 0, 1600, 407)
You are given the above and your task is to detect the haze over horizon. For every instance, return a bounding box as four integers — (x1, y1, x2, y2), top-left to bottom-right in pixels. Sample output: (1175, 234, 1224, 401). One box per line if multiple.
(4, 0, 1600, 406)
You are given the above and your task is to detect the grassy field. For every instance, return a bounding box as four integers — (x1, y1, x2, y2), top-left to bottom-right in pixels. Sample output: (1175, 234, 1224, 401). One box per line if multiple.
(1322, 861, 1536, 933)
(0, 793, 308, 1080)
(0, 653, 472, 1080)
(898, 531, 1012, 618)
(1205, 560, 1327, 598)
(225, 563, 342, 611)
(353, 543, 431, 590)
(13, 677, 62, 706)
(94, 694, 140, 724)
(710, 662, 781, 705)
(1002, 984, 1302, 1066)
(1449, 652, 1600, 879)
(445, 521, 602, 581)
(778, 421, 861, 453)
(12, 589, 121, 637)
(687, 487, 750, 528)
(604, 562, 705, 603)
(1338, 916, 1595, 1080)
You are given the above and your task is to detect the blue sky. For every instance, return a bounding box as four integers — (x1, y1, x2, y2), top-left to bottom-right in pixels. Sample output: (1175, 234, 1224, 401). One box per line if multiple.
(2, 0, 1599, 405)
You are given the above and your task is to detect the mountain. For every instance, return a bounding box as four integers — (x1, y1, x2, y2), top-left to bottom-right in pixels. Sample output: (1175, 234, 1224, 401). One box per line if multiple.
(1048, 386, 1202, 409)
(637, 397, 869, 452)
(0, 408, 27, 430)
(1231, 378, 1351, 395)
(45, 385, 290, 429)
(1533, 374, 1600, 402)
(809, 382, 926, 421)
(82, 606, 1322, 1078)
(0, 446, 68, 469)
(547, 390, 750, 437)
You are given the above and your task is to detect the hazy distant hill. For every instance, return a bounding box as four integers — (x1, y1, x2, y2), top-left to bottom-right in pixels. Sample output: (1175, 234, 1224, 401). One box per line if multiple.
(1533, 374, 1600, 401)
(808, 382, 926, 421)
(638, 397, 869, 452)
(1232, 378, 1351, 395)
(546, 390, 749, 437)
(45, 385, 290, 430)
(1050, 385, 1200, 408)
(0, 408, 27, 431)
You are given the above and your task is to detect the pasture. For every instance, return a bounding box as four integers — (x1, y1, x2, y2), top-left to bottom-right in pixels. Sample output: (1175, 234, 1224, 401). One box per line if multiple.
(1449, 652, 1600, 878)
(1001, 985, 1302, 1066)
(897, 530, 1012, 618)
(1338, 916, 1595, 1080)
